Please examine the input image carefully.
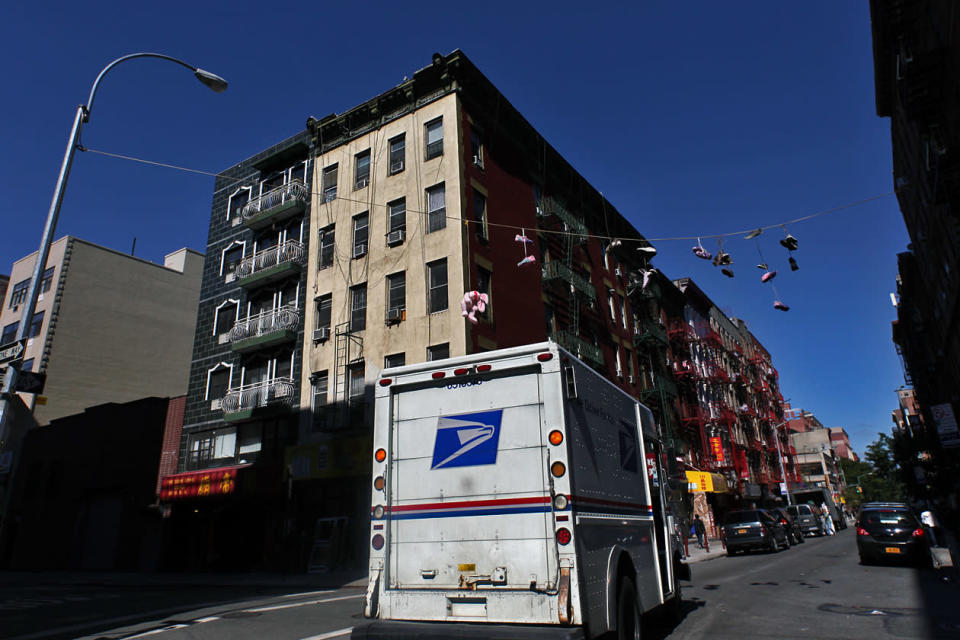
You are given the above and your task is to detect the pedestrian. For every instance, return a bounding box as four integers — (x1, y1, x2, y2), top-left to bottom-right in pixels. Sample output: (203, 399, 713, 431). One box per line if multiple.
(821, 503, 835, 535)
(674, 520, 687, 559)
(920, 507, 940, 547)
(694, 515, 706, 548)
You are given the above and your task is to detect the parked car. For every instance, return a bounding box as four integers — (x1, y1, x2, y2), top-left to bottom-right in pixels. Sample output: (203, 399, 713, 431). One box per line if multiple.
(857, 504, 929, 565)
(769, 506, 805, 545)
(723, 509, 790, 555)
(787, 503, 825, 537)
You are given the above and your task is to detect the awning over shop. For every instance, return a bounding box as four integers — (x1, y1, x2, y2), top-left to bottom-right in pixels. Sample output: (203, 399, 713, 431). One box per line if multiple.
(685, 470, 729, 493)
(159, 465, 248, 501)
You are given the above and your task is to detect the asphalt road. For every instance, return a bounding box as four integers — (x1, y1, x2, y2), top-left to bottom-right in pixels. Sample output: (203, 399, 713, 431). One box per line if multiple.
(4, 530, 959, 640)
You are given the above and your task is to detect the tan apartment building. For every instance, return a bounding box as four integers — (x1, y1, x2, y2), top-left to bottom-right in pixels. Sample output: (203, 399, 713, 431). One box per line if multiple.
(0, 236, 203, 423)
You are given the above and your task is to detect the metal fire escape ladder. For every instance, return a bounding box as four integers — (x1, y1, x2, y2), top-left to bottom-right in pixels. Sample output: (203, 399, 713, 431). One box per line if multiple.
(333, 321, 363, 404)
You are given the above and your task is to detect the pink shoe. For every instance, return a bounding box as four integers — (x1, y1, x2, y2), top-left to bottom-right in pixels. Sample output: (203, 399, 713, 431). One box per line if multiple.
(761, 271, 777, 282)
(774, 300, 789, 311)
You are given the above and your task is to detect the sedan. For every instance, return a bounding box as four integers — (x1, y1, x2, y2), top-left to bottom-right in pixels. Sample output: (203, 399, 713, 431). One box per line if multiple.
(723, 509, 790, 555)
(857, 506, 929, 565)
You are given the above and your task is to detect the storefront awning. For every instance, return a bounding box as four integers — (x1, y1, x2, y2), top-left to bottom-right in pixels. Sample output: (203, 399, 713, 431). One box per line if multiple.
(685, 470, 729, 493)
(159, 465, 249, 501)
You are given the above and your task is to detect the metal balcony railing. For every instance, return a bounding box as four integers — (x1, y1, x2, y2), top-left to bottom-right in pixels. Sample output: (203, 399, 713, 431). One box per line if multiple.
(542, 261, 596, 303)
(221, 377, 296, 413)
(235, 240, 305, 280)
(550, 330, 603, 367)
(241, 180, 308, 223)
(229, 305, 299, 343)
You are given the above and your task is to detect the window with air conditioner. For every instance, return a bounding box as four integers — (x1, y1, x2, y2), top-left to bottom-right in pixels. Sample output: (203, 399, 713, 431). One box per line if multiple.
(321, 164, 338, 203)
(355, 149, 371, 189)
(386, 272, 405, 323)
(350, 284, 367, 331)
(227, 187, 251, 221)
(389, 134, 405, 174)
(214, 300, 238, 343)
(353, 212, 368, 258)
(426, 183, 446, 233)
(470, 127, 484, 168)
(221, 243, 244, 282)
(314, 294, 331, 342)
(428, 259, 448, 313)
(387, 198, 406, 246)
(9, 279, 28, 309)
(318, 225, 335, 269)
(425, 117, 443, 160)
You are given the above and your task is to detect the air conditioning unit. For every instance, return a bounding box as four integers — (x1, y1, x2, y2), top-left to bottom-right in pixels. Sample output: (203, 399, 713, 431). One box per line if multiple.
(225, 272, 236, 283)
(390, 160, 404, 173)
(210, 398, 223, 411)
(355, 177, 369, 189)
(615, 267, 623, 277)
(313, 327, 330, 343)
(352, 243, 367, 259)
(386, 229, 406, 246)
(385, 307, 404, 324)
(472, 155, 483, 167)
(628, 375, 635, 384)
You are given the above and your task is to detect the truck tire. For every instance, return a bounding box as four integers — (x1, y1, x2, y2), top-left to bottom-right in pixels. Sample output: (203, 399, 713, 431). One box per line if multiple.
(617, 577, 642, 640)
(666, 581, 683, 625)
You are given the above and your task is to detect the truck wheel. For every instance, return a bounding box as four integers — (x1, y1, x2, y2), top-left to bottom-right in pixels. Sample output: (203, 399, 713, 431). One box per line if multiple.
(666, 581, 683, 625)
(617, 577, 642, 640)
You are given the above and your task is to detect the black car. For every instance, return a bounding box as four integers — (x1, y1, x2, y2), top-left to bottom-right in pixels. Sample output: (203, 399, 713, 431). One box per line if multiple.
(787, 503, 825, 537)
(856, 505, 929, 565)
(769, 506, 805, 545)
(723, 509, 790, 555)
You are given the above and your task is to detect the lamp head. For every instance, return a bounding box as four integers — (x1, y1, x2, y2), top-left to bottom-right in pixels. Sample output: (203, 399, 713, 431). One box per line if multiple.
(194, 68, 228, 93)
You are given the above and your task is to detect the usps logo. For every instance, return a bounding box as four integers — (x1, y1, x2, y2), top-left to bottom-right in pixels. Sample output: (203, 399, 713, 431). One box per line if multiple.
(430, 410, 504, 469)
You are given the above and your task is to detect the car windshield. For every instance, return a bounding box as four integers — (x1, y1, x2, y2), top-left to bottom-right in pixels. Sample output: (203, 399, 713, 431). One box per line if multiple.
(724, 510, 763, 525)
(862, 510, 917, 527)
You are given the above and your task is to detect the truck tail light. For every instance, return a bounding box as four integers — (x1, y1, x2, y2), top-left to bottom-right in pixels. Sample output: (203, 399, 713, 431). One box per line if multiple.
(373, 505, 385, 519)
(375, 448, 386, 462)
(379, 378, 392, 386)
(553, 494, 569, 510)
(453, 368, 470, 376)
(477, 364, 492, 372)
(551, 461, 566, 478)
(537, 352, 554, 362)
(556, 528, 572, 545)
(549, 430, 564, 445)
(374, 476, 385, 491)
(432, 371, 446, 379)
(372, 534, 385, 550)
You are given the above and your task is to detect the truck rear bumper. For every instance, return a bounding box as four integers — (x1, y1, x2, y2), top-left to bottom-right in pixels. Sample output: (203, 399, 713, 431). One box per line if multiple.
(351, 620, 586, 640)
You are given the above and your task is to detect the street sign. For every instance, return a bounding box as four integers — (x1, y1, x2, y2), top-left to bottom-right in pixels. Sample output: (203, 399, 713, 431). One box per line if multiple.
(0, 340, 26, 365)
(15, 371, 46, 394)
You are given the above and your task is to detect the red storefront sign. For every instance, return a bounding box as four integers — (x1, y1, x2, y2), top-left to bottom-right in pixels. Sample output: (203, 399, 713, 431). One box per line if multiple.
(159, 466, 242, 500)
(710, 436, 724, 462)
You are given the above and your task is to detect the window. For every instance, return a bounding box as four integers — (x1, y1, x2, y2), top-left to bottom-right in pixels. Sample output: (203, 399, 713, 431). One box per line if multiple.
(28, 311, 44, 339)
(608, 293, 616, 322)
(619, 296, 627, 329)
(21, 358, 34, 373)
(214, 301, 238, 339)
(425, 117, 443, 160)
(470, 127, 484, 168)
(315, 294, 332, 330)
(477, 267, 492, 321)
(384, 353, 405, 368)
(615, 347, 623, 378)
(9, 279, 28, 308)
(427, 259, 448, 313)
(350, 284, 367, 331)
(312, 371, 329, 431)
(206, 365, 231, 401)
(426, 183, 446, 233)
(221, 243, 244, 280)
(318, 225, 335, 269)
(40, 268, 55, 294)
(1, 322, 18, 345)
(428, 343, 449, 361)
(388, 198, 406, 233)
(389, 135, 405, 174)
(188, 428, 237, 469)
(237, 423, 262, 463)
(348, 362, 365, 400)
(355, 150, 371, 189)
(627, 352, 636, 383)
(387, 272, 406, 317)
(322, 164, 338, 203)
(228, 187, 251, 220)
(473, 190, 487, 240)
(353, 213, 369, 258)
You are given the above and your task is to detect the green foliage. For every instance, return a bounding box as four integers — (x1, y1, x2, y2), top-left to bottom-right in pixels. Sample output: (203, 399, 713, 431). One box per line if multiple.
(840, 437, 904, 509)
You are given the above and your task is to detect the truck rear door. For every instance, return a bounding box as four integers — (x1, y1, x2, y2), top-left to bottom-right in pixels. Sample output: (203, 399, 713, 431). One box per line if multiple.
(386, 365, 557, 590)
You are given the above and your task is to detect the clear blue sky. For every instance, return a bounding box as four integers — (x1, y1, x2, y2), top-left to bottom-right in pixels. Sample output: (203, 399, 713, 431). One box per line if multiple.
(1, 2, 906, 456)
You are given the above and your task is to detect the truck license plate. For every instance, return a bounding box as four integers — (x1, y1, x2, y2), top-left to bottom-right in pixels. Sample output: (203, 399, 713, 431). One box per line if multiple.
(884, 547, 901, 554)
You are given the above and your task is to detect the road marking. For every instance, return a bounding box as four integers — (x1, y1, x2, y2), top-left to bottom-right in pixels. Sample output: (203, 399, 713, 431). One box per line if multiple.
(245, 593, 363, 613)
(194, 616, 221, 622)
(299, 627, 353, 640)
(281, 589, 335, 598)
(124, 624, 189, 639)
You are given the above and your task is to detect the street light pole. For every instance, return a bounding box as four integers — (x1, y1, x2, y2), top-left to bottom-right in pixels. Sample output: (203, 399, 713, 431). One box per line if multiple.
(0, 53, 227, 443)
(772, 419, 792, 506)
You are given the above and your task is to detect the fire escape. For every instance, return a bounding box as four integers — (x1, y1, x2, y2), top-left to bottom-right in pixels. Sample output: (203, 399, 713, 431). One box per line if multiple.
(538, 194, 603, 368)
(332, 321, 364, 426)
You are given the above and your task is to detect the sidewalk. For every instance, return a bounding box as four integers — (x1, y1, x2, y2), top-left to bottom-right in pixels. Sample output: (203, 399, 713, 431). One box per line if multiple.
(0, 569, 369, 590)
(679, 536, 727, 564)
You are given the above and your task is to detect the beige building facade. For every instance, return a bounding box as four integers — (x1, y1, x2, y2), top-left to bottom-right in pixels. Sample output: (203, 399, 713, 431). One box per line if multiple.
(0, 237, 203, 423)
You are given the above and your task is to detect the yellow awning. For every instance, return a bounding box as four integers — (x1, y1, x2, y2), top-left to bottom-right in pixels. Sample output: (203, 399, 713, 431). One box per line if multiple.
(685, 471, 729, 493)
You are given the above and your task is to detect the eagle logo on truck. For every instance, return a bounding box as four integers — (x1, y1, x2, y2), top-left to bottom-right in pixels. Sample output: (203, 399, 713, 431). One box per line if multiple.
(430, 410, 504, 469)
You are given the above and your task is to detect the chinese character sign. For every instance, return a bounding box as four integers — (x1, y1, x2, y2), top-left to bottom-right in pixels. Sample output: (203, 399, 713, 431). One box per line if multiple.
(160, 468, 239, 500)
(710, 436, 724, 462)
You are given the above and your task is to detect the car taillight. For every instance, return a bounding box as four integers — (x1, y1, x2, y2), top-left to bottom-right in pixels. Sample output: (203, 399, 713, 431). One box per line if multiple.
(912, 528, 925, 538)
(372, 534, 385, 550)
(556, 528, 572, 545)
(760, 526, 767, 536)
(780, 519, 788, 525)
(856, 526, 869, 536)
